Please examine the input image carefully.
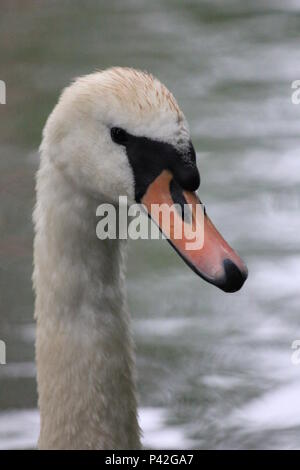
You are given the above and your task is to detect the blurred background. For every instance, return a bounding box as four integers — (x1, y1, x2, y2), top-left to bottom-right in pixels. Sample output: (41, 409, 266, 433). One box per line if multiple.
(0, 0, 300, 450)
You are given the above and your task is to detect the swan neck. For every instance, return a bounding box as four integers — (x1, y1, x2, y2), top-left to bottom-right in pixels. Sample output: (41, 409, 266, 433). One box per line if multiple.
(34, 165, 140, 449)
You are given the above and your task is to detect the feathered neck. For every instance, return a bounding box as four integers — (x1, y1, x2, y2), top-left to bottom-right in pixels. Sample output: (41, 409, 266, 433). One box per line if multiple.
(33, 158, 141, 449)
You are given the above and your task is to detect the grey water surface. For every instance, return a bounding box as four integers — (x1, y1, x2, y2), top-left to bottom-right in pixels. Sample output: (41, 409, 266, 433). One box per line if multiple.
(0, 0, 300, 449)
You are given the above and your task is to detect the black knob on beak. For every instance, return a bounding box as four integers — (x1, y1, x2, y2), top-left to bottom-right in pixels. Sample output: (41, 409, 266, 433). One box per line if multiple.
(175, 165, 200, 192)
(170, 143, 200, 192)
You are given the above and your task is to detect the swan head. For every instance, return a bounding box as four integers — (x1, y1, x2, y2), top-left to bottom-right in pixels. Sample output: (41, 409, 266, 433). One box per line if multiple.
(41, 67, 247, 292)
(41, 67, 192, 203)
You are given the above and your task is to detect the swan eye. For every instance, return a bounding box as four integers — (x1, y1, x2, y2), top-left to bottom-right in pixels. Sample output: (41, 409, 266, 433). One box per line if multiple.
(111, 127, 128, 145)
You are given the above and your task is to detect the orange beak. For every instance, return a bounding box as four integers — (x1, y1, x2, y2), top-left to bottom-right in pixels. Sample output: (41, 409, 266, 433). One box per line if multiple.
(141, 170, 248, 292)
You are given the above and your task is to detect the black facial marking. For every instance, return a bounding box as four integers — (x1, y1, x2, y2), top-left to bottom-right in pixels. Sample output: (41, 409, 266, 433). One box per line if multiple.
(111, 128, 200, 201)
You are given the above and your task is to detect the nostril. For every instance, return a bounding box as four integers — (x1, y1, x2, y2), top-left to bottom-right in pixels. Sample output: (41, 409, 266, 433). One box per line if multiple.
(220, 259, 248, 293)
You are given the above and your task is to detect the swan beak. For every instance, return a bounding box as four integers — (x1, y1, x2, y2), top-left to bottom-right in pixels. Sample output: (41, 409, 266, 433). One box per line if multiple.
(141, 170, 248, 293)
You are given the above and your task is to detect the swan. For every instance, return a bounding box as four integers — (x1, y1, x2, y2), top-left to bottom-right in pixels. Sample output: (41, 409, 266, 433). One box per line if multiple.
(33, 67, 248, 450)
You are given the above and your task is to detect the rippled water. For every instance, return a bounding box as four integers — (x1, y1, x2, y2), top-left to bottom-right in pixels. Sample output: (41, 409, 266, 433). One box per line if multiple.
(0, 0, 300, 449)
